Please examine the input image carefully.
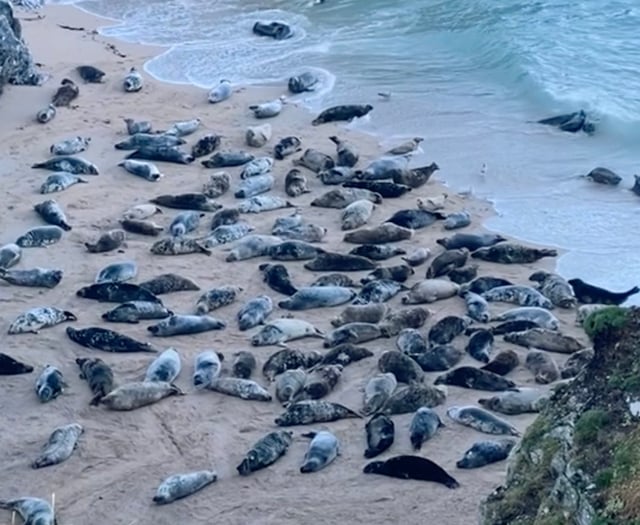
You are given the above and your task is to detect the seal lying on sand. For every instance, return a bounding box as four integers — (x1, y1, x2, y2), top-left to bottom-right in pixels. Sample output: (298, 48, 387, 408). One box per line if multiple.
(0, 498, 56, 525)
(363, 456, 459, 489)
(100, 381, 183, 410)
(153, 471, 218, 505)
(76, 357, 115, 405)
(365, 413, 395, 458)
(66, 326, 157, 353)
(32, 423, 84, 469)
(456, 439, 517, 469)
(447, 405, 520, 436)
(312, 104, 373, 125)
(0, 353, 33, 375)
(237, 430, 293, 475)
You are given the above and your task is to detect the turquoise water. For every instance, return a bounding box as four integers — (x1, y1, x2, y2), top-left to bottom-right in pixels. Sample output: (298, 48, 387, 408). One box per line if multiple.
(53, 0, 640, 303)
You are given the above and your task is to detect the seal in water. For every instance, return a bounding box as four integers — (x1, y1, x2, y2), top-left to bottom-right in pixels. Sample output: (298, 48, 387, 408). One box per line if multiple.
(16, 225, 63, 247)
(0, 498, 56, 525)
(259, 263, 298, 296)
(232, 351, 256, 379)
(76, 282, 160, 303)
(52, 78, 79, 106)
(153, 471, 218, 505)
(0, 353, 33, 375)
(36, 365, 66, 403)
(50, 136, 90, 156)
(32, 155, 98, 175)
(288, 72, 319, 93)
(139, 273, 200, 295)
(85, 229, 126, 253)
(329, 135, 359, 167)
(365, 414, 395, 458)
(66, 326, 157, 353)
(37, 104, 56, 123)
(75, 357, 115, 405)
(8, 306, 77, 334)
(40, 172, 88, 193)
(568, 278, 640, 305)
(32, 423, 84, 469)
(145, 348, 182, 383)
(456, 439, 517, 469)
(410, 407, 444, 450)
(528, 270, 576, 308)
(480, 349, 519, 376)
(478, 387, 548, 416)
(195, 285, 243, 315)
(123, 67, 143, 92)
(237, 430, 294, 475)
(434, 366, 515, 391)
(34, 199, 72, 231)
(237, 295, 273, 331)
(584, 166, 621, 186)
(0, 267, 62, 288)
(363, 456, 459, 488)
(252, 21, 293, 40)
(148, 315, 225, 336)
(95, 261, 137, 284)
(193, 351, 223, 388)
(312, 104, 373, 125)
(300, 431, 339, 473)
(274, 400, 361, 426)
(525, 350, 560, 384)
(447, 405, 520, 436)
(100, 381, 183, 410)
(537, 109, 595, 134)
(208, 79, 232, 103)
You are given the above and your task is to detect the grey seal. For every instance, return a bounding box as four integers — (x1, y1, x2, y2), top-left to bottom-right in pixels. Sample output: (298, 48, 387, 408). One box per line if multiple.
(568, 278, 639, 305)
(50, 136, 90, 156)
(318, 166, 360, 185)
(275, 368, 307, 405)
(561, 348, 595, 379)
(40, 172, 88, 193)
(466, 329, 494, 363)
(251, 318, 324, 346)
(279, 286, 355, 310)
(193, 351, 223, 388)
(300, 431, 339, 473)
(525, 350, 560, 384)
(139, 273, 200, 295)
(365, 414, 395, 458)
(352, 279, 406, 304)
(66, 326, 158, 353)
(207, 377, 272, 401)
(95, 261, 137, 284)
(203, 171, 231, 198)
(349, 244, 406, 261)
(472, 243, 558, 264)
(274, 400, 361, 426)
(528, 270, 577, 308)
(363, 455, 459, 489)
(246, 124, 271, 148)
(464, 276, 514, 294)
(584, 166, 621, 185)
(378, 351, 424, 384)
(8, 306, 76, 334)
(237, 430, 293, 475)
(329, 135, 359, 167)
(492, 306, 559, 330)
(16, 225, 63, 247)
(378, 306, 431, 337)
(503, 328, 584, 353)
(288, 71, 318, 93)
(118, 159, 163, 181)
(169, 211, 204, 237)
(323, 322, 386, 348)
(284, 168, 310, 197)
(478, 387, 548, 415)
(124, 118, 152, 135)
(148, 315, 225, 336)
(393, 162, 440, 188)
(0, 243, 21, 269)
(304, 252, 378, 271)
(341, 199, 375, 230)
(122, 203, 163, 220)
(360, 156, 410, 181)
(153, 470, 218, 505)
(311, 187, 382, 209)
(36, 365, 66, 403)
(379, 383, 446, 415)
(269, 240, 324, 261)
(145, 348, 181, 383)
(192, 134, 221, 158)
(312, 104, 373, 125)
(150, 237, 212, 256)
(447, 405, 520, 436)
(0, 267, 62, 288)
(410, 407, 444, 450)
(482, 285, 553, 309)
(410, 344, 463, 372)
(52, 77, 79, 106)
(151, 193, 220, 211)
(0, 353, 33, 375)
(426, 248, 469, 278)
(237, 195, 294, 213)
(436, 232, 506, 251)
(37, 104, 56, 123)
(386, 208, 445, 230)
(299, 364, 343, 400)
(34, 199, 72, 231)
(448, 264, 479, 284)
(195, 285, 243, 314)
(293, 148, 335, 173)
(343, 180, 412, 199)
(386, 137, 423, 155)
(274, 136, 302, 160)
(396, 328, 428, 354)
(444, 210, 472, 230)
(435, 366, 515, 391)
(235, 173, 274, 198)
(343, 223, 413, 245)
(272, 216, 327, 242)
(428, 316, 470, 345)
(123, 67, 143, 92)
(490, 320, 540, 335)
(263, 348, 309, 381)
(537, 110, 595, 134)
(100, 381, 183, 410)
(311, 273, 359, 288)
(362, 372, 398, 415)
(32, 155, 98, 175)
(402, 279, 460, 304)
(85, 229, 126, 253)
(237, 295, 273, 331)
(32, 423, 84, 469)
(318, 343, 373, 367)
(202, 150, 254, 168)
(456, 439, 517, 469)
(75, 357, 115, 405)
(115, 133, 185, 150)
(76, 282, 160, 303)
(202, 222, 253, 248)
(461, 290, 490, 322)
(249, 96, 286, 118)
(480, 349, 520, 376)
(232, 351, 256, 379)
(259, 263, 298, 296)
(331, 303, 389, 328)
(208, 79, 232, 103)
(401, 247, 431, 267)
(211, 208, 240, 229)
(0, 498, 56, 525)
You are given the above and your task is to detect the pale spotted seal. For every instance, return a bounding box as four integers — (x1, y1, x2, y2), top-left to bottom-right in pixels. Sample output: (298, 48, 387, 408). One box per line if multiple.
(472, 243, 558, 264)
(16, 225, 63, 247)
(300, 431, 339, 473)
(102, 301, 172, 323)
(276, 368, 307, 405)
(153, 471, 218, 505)
(246, 124, 271, 148)
(118, 159, 163, 181)
(0, 498, 56, 525)
(525, 350, 560, 384)
(428, 316, 470, 345)
(95, 261, 137, 284)
(492, 306, 559, 330)
(237, 430, 293, 475)
(237, 195, 294, 214)
(40, 172, 88, 193)
(35, 365, 66, 403)
(192, 134, 221, 158)
(32, 423, 84, 469)
(274, 400, 361, 426)
(145, 348, 182, 383)
(402, 279, 459, 304)
(311, 273, 359, 288)
(362, 372, 398, 415)
(37, 104, 56, 123)
(237, 295, 273, 331)
(34, 199, 72, 231)
(466, 330, 494, 363)
(447, 405, 520, 436)
(251, 318, 323, 346)
(478, 387, 548, 415)
(151, 237, 212, 256)
(75, 357, 115, 405)
(396, 328, 428, 354)
(504, 328, 584, 353)
(312, 104, 373, 125)
(123, 203, 163, 221)
(274, 137, 302, 160)
(232, 351, 256, 379)
(378, 351, 424, 384)
(169, 211, 204, 238)
(352, 279, 406, 305)
(436, 232, 506, 251)
(365, 414, 395, 458)
(0, 267, 62, 288)
(0, 353, 33, 375)
(456, 439, 517, 469)
(568, 278, 639, 305)
(211, 208, 240, 229)
(482, 285, 553, 309)
(300, 365, 343, 400)
(202, 171, 231, 198)
(8, 307, 76, 334)
(528, 270, 577, 308)
(575, 304, 609, 326)
(279, 286, 355, 310)
(318, 343, 373, 367)
(100, 381, 183, 410)
(208, 79, 232, 103)
(193, 351, 223, 388)
(259, 263, 298, 296)
(50, 136, 90, 156)
(195, 285, 243, 315)
(263, 348, 310, 381)
(115, 132, 185, 150)
(361, 265, 414, 284)
(329, 135, 359, 167)
(284, 168, 310, 197)
(410, 407, 444, 450)
(378, 306, 431, 337)
(202, 222, 253, 248)
(139, 273, 200, 295)
(341, 199, 375, 231)
(226, 235, 281, 262)
(32, 155, 98, 175)
(85, 229, 126, 253)
(363, 456, 459, 489)
(434, 366, 515, 391)
(148, 315, 225, 336)
(249, 96, 286, 118)
(312, 188, 381, 209)
(461, 290, 490, 323)
(323, 322, 385, 348)
(66, 326, 158, 353)
(77, 282, 160, 303)
(386, 137, 423, 156)
(480, 349, 520, 376)
(207, 377, 272, 401)
(123, 67, 143, 92)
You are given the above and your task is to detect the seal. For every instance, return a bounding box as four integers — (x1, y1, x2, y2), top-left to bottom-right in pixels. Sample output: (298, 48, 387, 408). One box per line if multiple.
(363, 455, 459, 489)
(410, 407, 444, 450)
(417, 194, 448, 212)
(360, 156, 410, 181)
(150, 237, 212, 256)
(263, 349, 310, 381)
(259, 263, 298, 296)
(299, 364, 343, 400)
(344, 223, 413, 245)
(127, 145, 194, 164)
(293, 148, 335, 174)
(269, 240, 324, 261)
(448, 264, 479, 284)
(561, 348, 595, 379)
(0, 242, 21, 269)
(537, 109, 594, 134)
(123, 67, 143, 92)
(237, 195, 294, 213)
(31, 155, 98, 175)
(192, 134, 221, 158)
(40, 172, 88, 194)
(312, 188, 382, 209)
(274, 136, 302, 160)
(396, 328, 428, 355)
(362, 372, 398, 415)
(464, 276, 514, 294)
(632, 174, 640, 196)
(253, 20, 293, 39)
(16, 225, 63, 247)
(379, 383, 446, 415)
(139, 273, 200, 295)
(446, 405, 520, 436)
(386, 137, 423, 156)
(273, 220, 327, 243)
(300, 431, 339, 473)
(237, 430, 294, 475)
(350, 244, 406, 261)
(0, 353, 33, 375)
(36, 365, 66, 403)
(504, 328, 584, 353)
(361, 265, 414, 284)
(378, 351, 424, 383)
(208, 79, 232, 103)
(36, 104, 56, 123)
(392, 162, 440, 188)
(85, 229, 126, 253)
(410, 344, 463, 372)
(568, 278, 639, 305)
(95, 261, 137, 284)
(492, 306, 559, 330)
(211, 208, 240, 229)
(318, 166, 360, 185)
(169, 211, 204, 238)
(323, 322, 385, 348)
(318, 343, 373, 367)
(76, 282, 160, 303)
(52, 78, 79, 106)
(115, 133, 185, 150)
(237, 295, 273, 331)
(34, 199, 72, 231)
(472, 243, 558, 264)
(195, 285, 243, 315)
(148, 314, 225, 336)
(444, 210, 472, 230)
(311, 273, 359, 288)
(528, 270, 577, 308)
(427, 316, 470, 345)
(525, 350, 560, 384)
(426, 248, 469, 278)
(385, 208, 445, 230)
(50, 136, 90, 156)
(32, 422, 84, 469)
(352, 279, 406, 305)
(279, 286, 356, 310)
(343, 180, 412, 199)
(434, 366, 515, 391)
(75, 356, 115, 405)
(288, 71, 319, 93)
(466, 329, 494, 363)
(66, 326, 158, 353)
(0, 498, 56, 525)
(584, 166, 621, 186)
(331, 303, 388, 328)
(284, 168, 310, 197)
(490, 320, 540, 335)
(304, 252, 378, 272)
(249, 96, 286, 118)
(460, 290, 490, 323)
(402, 279, 460, 304)
(100, 381, 183, 410)
(401, 247, 431, 267)
(124, 118, 152, 135)
(153, 470, 218, 505)
(274, 400, 361, 426)
(478, 387, 548, 415)
(365, 413, 395, 458)
(436, 232, 506, 251)
(480, 349, 520, 376)
(232, 351, 257, 379)
(118, 159, 163, 182)
(341, 199, 374, 231)
(225, 234, 281, 262)
(201, 222, 253, 248)
(312, 104, 373, 125)
(202, 150, 254, 168)
(251, 318, 323, 346)
(0, 267, 62, 288)
(275, 368, 307, 405)
(8, 306, 76, 334)
(456, 439, 517, 469)
(575, 304, 609, 326)
(207, 377, 272, 401)
(193, 351, 223, 388)
(246, 124, 271, 148)
(328, 135, 359, 167)
(145, 348, 182, 383)
(482, 285, 553, 309)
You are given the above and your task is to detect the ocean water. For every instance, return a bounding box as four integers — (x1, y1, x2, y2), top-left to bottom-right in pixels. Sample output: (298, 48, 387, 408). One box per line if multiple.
(53, 0, 640, 303)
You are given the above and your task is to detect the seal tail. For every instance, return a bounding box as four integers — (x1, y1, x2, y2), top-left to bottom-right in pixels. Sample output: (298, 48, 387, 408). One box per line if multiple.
(31, 162, 47, 169)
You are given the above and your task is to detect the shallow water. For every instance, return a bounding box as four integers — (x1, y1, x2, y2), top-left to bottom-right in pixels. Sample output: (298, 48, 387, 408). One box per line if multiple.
(53, 0, 640, 303)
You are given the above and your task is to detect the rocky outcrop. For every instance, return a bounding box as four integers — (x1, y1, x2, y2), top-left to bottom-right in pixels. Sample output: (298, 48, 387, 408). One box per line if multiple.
(0, 0, 43, 92)
(481, 306, 640, 525)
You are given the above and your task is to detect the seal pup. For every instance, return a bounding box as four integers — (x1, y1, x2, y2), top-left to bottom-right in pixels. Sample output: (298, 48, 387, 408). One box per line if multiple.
(426, 248, 469, 278)
(447, 405, 520, 436)
(350, 244, 406, 261)
(75, 357, 115, 405)
(118, 159, 163, 181)
(435, 366, 515, 391)
(294, 148, 335, 174)
(363, 456, 459, 489)
(253, 20, 293, 39)
(274, 400, 361, 426)
(300, 431, 339, 473)
(249, 96, 286, 118)
(492, 306, 559, 330)
(396, 328, 428, 355)
(169, 211, 204, 238)
(584, 166, 621, 186)
(52, 77, 79, 106)
(225, 234, 281, 262)
(436, 232, 506, 251)
(66, 326, 158, 353)
(402, 279, 460, 304)
(482, 285, 553, 309)
(0, 243, 21, 269)
(0, 353, 33, 375)
(76, 282, 160, 303)
(428, 316, 470, 345)
(0, 267, 62, 288)
(246, 123, 271, 147)
(456, 439, 517, 469)
(466, 330, 494, 363)
(331, 303, 388, 328)
(40, 172, 88, 193)
(208, 79, 232, 103)
(237, 295, 273, 331)
(401, 247, 431, 267)
(123, 67, 143, 92)
(115, 133, 185, 150)
(480, 349, 520, 376)
(561, 348, 595, 378)
(16, 225, 63, 247)
(461, 290, 490, 323)
(381, 305, 432, 335)
(352, 279, 407, 304)
(386, 137, 424, 156)
(343, 223, 413, 245)
(100, 381, 183, 410)
(95, 261, 137, 284)
(504, 328, 584, 353)
(378, 351, 424, 384)
(525, 350, 560, 384)
(192, 133, 220, 157)
(50, 136, 90, 156)
(237, 430, 293, 475)
(259, 263, 298, 296)
(232, 351, 256, 379)
(299, 364, 343, 400)
(32, 155, 98, 175)
(288, 71, 319, 93)
(37, 103, 56, 123)
(252, 318, 323, 346)
(323, 322, 386, 348)
(365, 414, 395, 458)
(275, 368, 307, 406)
(145, 348, 181, 383)
(124, 118, 152, 135)
(568, 278, 639, 305)
(262, 348, 309, 381)
(151, 237, 212, 256)
(444, 210, 472, 230)
(362, 372, 398, 415)
(379, 383, 446, 415)
(85, 229, 126, 253)
(0, 498, 56, 525)
(153, 470, 218, 504)
(464, 276, 514, 294)
(207, 377, 272, 401)
(329, 135, 359, 167)
(478, 387, 548, 416)
(148, 315, 225, 336)
(34, 199, 72, 231)
(472, 243, 558, 264)
(32, 423, 84, 469)
(341, 199, 375, 230)
(269, 240, 323, 261)
(274, 222, 327, 243)
(284, 168, 310, 197)
(410, 407, 444, 450)
(304, 252, 378, 272)
(36, 365, 66, 403)
(312, 104, 373, 125)
(8, 307, 76, 334)
(140, 273, 200, 295)
(202, 150, 254, 168)
(193, 351, 223, 388)
(279, 286, 355, 310)
(274, 136, 302, 160)
(311, 273, 359, 288)
(195, 285, 243, 314)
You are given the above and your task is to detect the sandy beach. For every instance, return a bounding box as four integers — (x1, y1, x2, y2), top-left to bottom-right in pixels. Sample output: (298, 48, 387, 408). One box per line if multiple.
(0, 4, 591, 525)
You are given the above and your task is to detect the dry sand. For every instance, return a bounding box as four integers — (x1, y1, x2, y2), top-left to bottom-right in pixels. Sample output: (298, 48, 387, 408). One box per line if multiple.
(0, 5, 591, 525)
